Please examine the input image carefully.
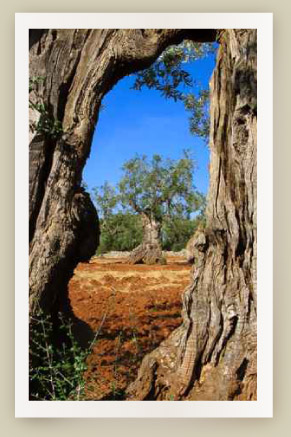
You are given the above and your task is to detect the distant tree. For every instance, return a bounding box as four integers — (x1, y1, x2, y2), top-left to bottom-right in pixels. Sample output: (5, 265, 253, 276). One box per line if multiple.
(93, 181, 205, 254)
(96, 213, 206, 254)
(133, 41, 217, 140)
(118, 151, 204, 264)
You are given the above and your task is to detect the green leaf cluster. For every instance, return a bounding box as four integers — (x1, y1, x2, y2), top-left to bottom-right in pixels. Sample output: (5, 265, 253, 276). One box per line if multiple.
(29, 310, 96, 401)
(132, 41, 217, 140)
(29, 100, 63, 139)
(29, 76, 63, 139)
(29, 75, 46, 92)
(118, 151, 203, 222)
(95, 212, 205, 253)
(93, 182, 119, 220)
(96, 212, 143, 254)
(162, 214, 205, 252)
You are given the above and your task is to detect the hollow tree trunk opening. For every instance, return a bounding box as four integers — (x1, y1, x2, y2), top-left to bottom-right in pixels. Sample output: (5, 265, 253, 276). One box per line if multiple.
(29, 28, 216, 317)
(127, 213, 163, 265)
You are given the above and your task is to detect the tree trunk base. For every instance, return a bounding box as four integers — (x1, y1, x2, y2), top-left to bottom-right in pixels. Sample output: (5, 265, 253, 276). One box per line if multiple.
(126, 325, 257, 401)
(127, 244, 165, 265)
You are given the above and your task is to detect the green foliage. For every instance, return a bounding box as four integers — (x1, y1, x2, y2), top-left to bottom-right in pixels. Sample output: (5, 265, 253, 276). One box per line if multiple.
(29, 75, 46, 92)
(29, 75, 63, 139)
(118, 151, 204, 222)
(29, 310, 96, 401)
(96, 212, 143, 254)
(93, 182, 141, 254)
(161, 215, 204, 251)
(183, 90, 210, 139)
(29, 100, 63, 139)
(133, 41, 217, 140)
(133, 41, 215, 100)
(93, 182, 119, 220)
(95, 212, 205, 253)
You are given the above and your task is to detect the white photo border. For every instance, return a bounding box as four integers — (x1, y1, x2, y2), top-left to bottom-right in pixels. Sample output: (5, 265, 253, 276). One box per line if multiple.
(15, 12, 273, 418)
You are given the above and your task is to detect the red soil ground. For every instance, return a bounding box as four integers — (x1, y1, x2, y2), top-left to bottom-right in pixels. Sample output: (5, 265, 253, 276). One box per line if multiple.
(68, 255, 191, 400)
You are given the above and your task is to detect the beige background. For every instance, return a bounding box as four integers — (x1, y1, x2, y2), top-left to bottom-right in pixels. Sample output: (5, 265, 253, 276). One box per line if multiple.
(1, 0, 289, 434)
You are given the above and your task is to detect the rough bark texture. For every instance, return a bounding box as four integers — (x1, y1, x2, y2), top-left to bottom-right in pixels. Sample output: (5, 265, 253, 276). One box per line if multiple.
(29, 28, 216, 316)
(127, 29, 257, 401)
(185, 229, 206, 264)
(127, 213, 163, 265)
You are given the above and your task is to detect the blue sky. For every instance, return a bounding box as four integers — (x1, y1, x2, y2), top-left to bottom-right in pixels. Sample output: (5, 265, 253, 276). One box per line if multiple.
(83, 48, 217, 198)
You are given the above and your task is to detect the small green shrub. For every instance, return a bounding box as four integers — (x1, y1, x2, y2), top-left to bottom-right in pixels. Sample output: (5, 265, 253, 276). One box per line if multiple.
(29, 75, 63, 139)
(29, 101, 63, 139)
(29, 310, 96, 401)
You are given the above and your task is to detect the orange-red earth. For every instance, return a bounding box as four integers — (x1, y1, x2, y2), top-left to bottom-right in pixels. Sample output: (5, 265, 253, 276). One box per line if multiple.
(68, 255, 191, 400)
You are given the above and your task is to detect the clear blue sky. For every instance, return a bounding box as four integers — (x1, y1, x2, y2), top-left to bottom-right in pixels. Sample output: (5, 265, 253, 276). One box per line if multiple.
(83, 49, 217, 198)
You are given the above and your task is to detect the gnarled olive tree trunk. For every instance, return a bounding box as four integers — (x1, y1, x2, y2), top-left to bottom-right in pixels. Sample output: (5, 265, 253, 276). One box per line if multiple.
(127, 213, 163, 264)
(29, 29, 216, 316)
(127, 29, 257, 401)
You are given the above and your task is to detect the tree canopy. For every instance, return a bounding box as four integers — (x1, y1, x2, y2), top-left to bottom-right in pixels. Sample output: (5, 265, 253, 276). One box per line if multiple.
(118, 151, 204, 222)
